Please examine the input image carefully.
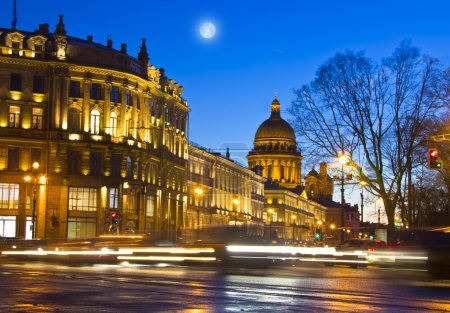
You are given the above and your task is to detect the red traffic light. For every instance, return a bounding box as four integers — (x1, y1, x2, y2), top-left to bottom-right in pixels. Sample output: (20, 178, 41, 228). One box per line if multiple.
(429, 149, 438, 158)
(111, 212, 117, 218)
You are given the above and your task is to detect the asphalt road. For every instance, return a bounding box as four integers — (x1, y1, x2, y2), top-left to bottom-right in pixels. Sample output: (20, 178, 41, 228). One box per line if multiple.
(0, 261, 449, 312)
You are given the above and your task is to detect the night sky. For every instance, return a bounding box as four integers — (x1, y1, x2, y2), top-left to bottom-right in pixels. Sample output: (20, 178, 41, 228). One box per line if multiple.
(1, 0, 450, 219)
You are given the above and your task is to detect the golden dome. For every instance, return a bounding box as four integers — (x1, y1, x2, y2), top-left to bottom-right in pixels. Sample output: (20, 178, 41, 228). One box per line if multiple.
(254, 98, 296, 145)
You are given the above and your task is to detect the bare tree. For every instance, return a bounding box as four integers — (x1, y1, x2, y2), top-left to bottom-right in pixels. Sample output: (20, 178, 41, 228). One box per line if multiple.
(289, 41, 448, 226)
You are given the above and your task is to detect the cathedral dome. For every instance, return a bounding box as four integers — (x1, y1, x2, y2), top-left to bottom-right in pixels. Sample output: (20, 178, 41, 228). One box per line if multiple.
(254, 98, 296, 145)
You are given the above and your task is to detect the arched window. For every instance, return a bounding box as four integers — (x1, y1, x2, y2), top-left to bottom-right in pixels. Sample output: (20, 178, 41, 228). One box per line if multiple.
(110, 112, 118, 137)
(90, 109, 100, 134)
(68, 108, 80, 133)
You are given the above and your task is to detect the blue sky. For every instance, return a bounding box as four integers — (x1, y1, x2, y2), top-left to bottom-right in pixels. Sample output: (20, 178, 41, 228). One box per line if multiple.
(2, 0, 450, 219)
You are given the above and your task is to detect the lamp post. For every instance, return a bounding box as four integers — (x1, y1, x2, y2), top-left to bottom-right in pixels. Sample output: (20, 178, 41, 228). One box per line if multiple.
(360, 181, 367, 224)
(232, 197, 239, 226)
(338, 153, 348, 243)
(376, 197, 383, 225)
(24, 162, 41, 239)
(194, 187, 204, 241)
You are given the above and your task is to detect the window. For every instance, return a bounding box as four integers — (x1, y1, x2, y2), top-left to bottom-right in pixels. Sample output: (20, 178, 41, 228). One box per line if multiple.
(0, 215, 17, 237)
(126, 157, 133, 178)
(32, 108, 43, 129)
(31, 148, 41, 166)
(10, 73, 22, 91)
(69, 81, 81, 98)
(68, 108, 81, 133)
(150, 100, 156, 116)
(125, 90, 131, 105)
(272, 212, 278, 223)
(9, 106, 20, 128)
(0, 184, 19, 210)
(110, 154, 122, 178)
(11, 41, 20, 56)
(90, 109, 100, 134)
(67, 217, 96, 239)
(89, 151, 103, 176)
(91, 83, 102, 100)
(109, 112, 118, 137)
(68, 187, 98, 212)
(34, 44, 43, 58)
(110, 86, 120, 103)
(146, 195, 155, 217)
(262, 212, 267, 222)
(33, 76, 45, 94)
(67, 150, 81, 174)
(109, 188, 119, 210)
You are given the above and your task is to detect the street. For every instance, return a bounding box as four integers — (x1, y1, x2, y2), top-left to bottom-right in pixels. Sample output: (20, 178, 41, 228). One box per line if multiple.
(0, 261, 449, 312)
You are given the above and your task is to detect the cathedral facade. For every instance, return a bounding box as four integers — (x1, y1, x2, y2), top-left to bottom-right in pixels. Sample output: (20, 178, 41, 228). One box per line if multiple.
(247, 98, 328, 242)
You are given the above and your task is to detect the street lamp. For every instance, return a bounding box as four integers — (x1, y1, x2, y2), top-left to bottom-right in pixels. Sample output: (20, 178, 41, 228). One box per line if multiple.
(360, 181, 367, 224)
(232, 197, 239, 226)
(376, 197, 383, 225)
(194, 187, 204, 241)
(338, 153, 348, 243)
(24, 162, 42, 239)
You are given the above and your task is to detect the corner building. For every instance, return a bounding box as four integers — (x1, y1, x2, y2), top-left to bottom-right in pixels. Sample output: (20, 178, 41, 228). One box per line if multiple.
(0, 16, 189, 239)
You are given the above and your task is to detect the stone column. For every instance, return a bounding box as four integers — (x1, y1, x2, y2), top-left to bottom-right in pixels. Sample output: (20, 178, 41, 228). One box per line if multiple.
(82, 79, 91, 133)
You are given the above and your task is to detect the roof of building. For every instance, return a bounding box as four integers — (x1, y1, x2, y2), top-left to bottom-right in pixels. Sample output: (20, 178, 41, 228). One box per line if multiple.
(254, 98, 296, 144)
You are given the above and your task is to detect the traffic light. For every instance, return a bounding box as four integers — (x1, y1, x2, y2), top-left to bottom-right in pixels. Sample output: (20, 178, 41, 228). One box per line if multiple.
(428, 148, 443, 170)
(111, 211, 119, 225)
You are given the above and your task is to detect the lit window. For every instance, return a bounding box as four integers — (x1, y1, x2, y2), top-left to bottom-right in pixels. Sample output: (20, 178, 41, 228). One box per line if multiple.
(110, 112, 118, 137)
(68, 187, 98, 212)
(32, 108, 43, 129)
(109, 188, 119, 209)
(0, 183, 19, 210)
(90, 109, 100, 134)
(9, 106, 20, 128)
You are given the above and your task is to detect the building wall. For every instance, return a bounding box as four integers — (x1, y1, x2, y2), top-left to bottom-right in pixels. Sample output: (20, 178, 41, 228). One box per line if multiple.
(0, 19, 189, 240)
(187, 144, 265, 242)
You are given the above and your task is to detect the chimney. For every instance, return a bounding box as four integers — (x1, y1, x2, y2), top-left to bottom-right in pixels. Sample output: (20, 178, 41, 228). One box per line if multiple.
(87, 35, 93, 43)
(107, 39, 113, 49)
(38, 23, 49, 34)
(320, 162, 328, 177)
(121, 43, 127, 54)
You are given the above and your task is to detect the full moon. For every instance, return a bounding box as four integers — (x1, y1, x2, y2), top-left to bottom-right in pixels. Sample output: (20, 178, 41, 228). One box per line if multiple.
(200, 22, 216, 39)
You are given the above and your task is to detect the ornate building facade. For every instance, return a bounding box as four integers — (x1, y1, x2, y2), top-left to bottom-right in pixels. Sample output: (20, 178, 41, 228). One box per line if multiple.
(187, 144, 265, 242)
(0, 17, 189, 240)
(247, 98, 327, 242)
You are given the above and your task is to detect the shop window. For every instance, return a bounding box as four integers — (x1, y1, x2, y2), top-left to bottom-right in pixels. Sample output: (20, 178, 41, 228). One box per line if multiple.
(68, 187, 98, 212)
(67, 217, 96, 239)
(0, 215, 17, 237)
